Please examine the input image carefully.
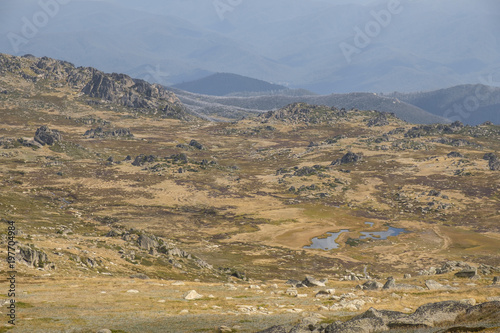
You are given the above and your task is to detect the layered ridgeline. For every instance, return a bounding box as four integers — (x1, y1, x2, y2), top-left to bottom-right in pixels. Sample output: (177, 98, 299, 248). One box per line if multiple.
(171, 86, 451, 124)
(0, 53, 191, 120)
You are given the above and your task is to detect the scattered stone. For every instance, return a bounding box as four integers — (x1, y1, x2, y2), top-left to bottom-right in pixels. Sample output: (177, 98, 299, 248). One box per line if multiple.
(96, 330, 112, 333)
(217, 326, 232, 333)
(302, 276, 326, 287)
(493, 276, 500, 285)
(34, 125, 62, 146)
(382, 277, 396, 290)
(404, 274, 411, 279)
(129, 273, 149, 280)
(183, 290, 203, 300)
(126, 289, 139, 293)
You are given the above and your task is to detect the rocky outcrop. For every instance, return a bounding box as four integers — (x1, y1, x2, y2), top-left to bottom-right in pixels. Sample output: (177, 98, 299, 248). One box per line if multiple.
(0, 53, 192, 121)
(331, 152, 363, 166)
(34, 126, 62, 146)
(131, 154, 157, 166)
(84, 127, 133, 138)
(16, 245, 51, 268)
(82, 72, 190, 120)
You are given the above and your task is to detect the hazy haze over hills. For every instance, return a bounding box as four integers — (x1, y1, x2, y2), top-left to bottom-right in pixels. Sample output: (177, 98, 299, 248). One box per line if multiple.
(1, 0, 499, 94)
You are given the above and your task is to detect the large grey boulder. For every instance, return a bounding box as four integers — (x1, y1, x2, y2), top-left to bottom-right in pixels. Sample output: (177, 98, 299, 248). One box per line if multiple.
(137, 234, 158, 251)
(361, 280, 383, 290)
(34, 125, 62, 145)
(382, 277, 396, 290)
(409, 300, 471, 326)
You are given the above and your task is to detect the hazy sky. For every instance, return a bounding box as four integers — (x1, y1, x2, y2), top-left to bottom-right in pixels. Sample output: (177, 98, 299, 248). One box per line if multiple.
(0, 0, 499, 93)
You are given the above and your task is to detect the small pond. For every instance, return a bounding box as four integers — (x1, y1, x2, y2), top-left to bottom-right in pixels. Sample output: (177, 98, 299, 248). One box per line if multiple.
(304, 224, 408, 250)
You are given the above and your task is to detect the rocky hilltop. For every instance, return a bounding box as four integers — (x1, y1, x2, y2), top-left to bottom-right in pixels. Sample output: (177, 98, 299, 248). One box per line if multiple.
(0, 53, 191, 120)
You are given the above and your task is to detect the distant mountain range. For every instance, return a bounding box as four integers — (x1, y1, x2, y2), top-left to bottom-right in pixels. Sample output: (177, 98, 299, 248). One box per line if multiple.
(173, 73, 288, 96)
(170, 73, 499, 125)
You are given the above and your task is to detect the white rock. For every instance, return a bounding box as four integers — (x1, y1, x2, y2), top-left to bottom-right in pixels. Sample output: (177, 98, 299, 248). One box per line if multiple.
(184, 290, 203, 300)
(126, 289, 139, 293)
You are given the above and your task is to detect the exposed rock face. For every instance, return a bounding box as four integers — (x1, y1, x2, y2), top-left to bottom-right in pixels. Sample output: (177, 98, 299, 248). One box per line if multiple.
(84, 127, 133, 138)
(16, 245, 49, 268)
(82, 72, 190, 119)
(0, 53, 191, 121)
(137, 234, 159, 251)
(331, 152, 363, 166)
(34, 126, 62, 146)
